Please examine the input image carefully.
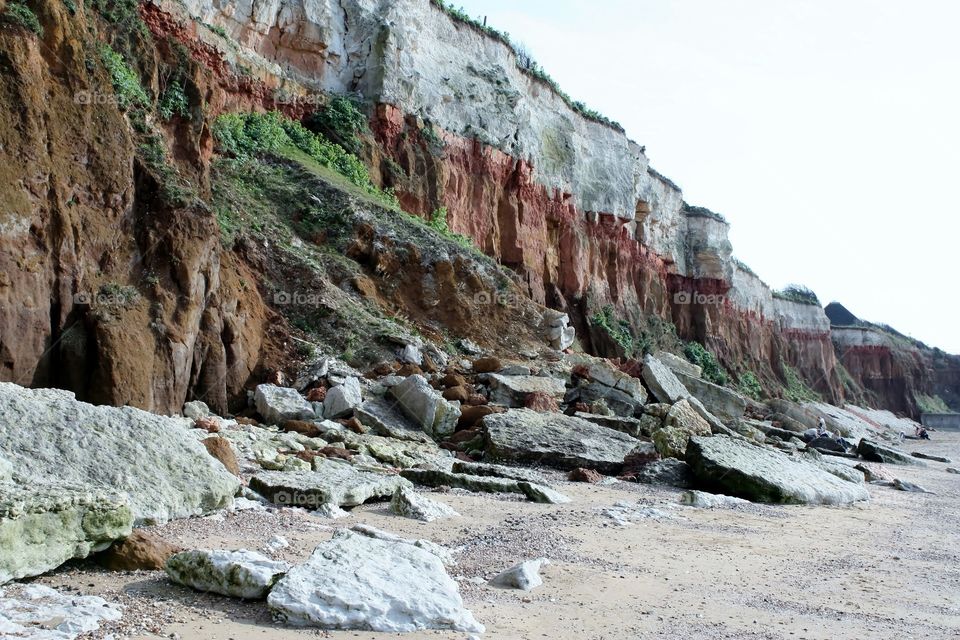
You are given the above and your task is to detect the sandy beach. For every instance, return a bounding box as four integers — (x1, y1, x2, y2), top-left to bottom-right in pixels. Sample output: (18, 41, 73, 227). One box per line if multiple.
(23, 434, 954, 640)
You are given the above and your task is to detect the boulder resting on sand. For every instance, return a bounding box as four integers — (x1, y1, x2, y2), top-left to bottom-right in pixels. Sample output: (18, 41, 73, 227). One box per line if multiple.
(250, 459, 412, 508)
(685, 435, 869, 505)
(858, 439, 925, 466)
(166, 549, 289, 600)
(267, 529, 483, 633)
(0, 383, 239, 525)
(482, 409, 642, 473)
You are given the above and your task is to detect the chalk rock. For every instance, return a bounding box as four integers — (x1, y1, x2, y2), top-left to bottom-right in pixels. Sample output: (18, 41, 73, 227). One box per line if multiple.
(250, 459, 412, 508)
(166, 549, 290, 600)
(390, 487, 460, 522)
(268, 529, 482, 632)
(323, 377, 363, 419)
(255, 384, 316, 425)
(858, 439, 925, 466)
(0, 383, 238, 525)
(490, 558, 550, 591)
(388, 375, 461, 438)
(0, 482, 133, 584)
(0, 585, 122, 639)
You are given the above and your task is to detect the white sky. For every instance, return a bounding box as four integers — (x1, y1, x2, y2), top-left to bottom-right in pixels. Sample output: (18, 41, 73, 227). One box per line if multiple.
(452, 0, 960, 353)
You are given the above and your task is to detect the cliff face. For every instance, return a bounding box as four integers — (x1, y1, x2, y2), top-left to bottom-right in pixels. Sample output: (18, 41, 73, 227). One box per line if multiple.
(0, 0, 279, 414)
(827, 304, 960, 417)
(180, 0, 842, 399)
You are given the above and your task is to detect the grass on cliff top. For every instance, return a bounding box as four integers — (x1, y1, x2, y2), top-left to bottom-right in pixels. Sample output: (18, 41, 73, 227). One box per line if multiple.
(915, 393, 952, 414)
(773, 284, 821, 306)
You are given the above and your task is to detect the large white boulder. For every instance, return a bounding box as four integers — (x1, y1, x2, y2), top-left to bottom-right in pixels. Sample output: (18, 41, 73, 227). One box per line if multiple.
(0, 482, 133, 584)
(0, 383, 239, 525)
(254, 384, 316, 425)
(323, 377, 363, 419)
(250, 459, 412, 508)
(0, 585, 123, 639)
(267, 529, 483, 633)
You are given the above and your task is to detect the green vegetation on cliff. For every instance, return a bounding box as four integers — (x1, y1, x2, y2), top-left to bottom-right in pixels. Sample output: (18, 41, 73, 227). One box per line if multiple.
(782, 363, 822, 403)
(773, 284, 821, 306)
(2, 2, 43, 35)
(683, 341, 728, 386)
(213, 111, 399, 209)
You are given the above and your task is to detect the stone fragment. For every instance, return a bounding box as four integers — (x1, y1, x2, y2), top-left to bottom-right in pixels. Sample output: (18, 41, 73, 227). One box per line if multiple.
(323, 377, 363, 419)
(390, 487, 460, 522)
(99, 530, 181, 572)
(389, 375, 461, 438)
(250, 460, 412, 508)
(166, 549, 289, 600)
(489, 558, 550, 591)
(255, 384, 316, 425)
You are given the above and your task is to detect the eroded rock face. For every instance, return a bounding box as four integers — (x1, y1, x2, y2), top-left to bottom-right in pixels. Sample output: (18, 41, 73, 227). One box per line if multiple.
(482, 409, 642, 473)
(685, 435, 869, 505)
(267, 529, 483, 633)
(166, 549, 289, 600)
(0, 483, 133, 584)
(0, 383, 239, 525)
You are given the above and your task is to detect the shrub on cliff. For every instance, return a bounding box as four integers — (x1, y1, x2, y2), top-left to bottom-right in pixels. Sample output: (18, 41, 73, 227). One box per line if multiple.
(306, 96, 368, 155)
(782, 364, 821, 403)
(737, 371, 764, 401)
(683, 342, 728, 386)
(2, 2, 43, 36)
(428, 208, 473, 249)
(100, 44, 149, 111)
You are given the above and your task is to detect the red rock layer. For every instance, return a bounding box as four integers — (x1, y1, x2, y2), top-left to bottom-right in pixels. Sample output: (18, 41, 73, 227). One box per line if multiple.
(371, 104, 843, 402)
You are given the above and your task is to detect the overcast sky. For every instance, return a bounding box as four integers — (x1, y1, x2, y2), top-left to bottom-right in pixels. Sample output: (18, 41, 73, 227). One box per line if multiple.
(452, 0, 960, 353)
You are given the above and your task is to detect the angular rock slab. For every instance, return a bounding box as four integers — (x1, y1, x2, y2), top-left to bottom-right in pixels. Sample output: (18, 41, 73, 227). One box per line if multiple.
(255, 384, 316, 425)
(400, 468, 568, 503)
(686, 435, 869, 505)
(482, 409, 641, 473)
(390, 487, 460, 522)
(323, 377, 363, 419)
(0, 383, 239, 525)
(388, 375, 461, 438)
(641, 355, 690, 404)
(0, 483, 133, 584)
(487, 374, 566, 408)
(858, 439, 925, 466)
(0, 584, 123, 638)
(166, 549, 289, 600)
(250, 460, 412, 508)
(675, 372, 747, 423)
(267, 529, 483, 633)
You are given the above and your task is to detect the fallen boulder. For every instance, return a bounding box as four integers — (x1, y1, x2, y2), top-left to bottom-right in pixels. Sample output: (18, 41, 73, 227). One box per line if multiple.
(893, 478, 934, 494)
(858, 439, 925, 466)
(98, 530, 181, 572)
(166, 549, 289, 600)
(630, 458, 694, 488)
(391, 487, 460, 522)
(255, 384, 316, 425)
(0, 483, 133, 583)
(686, 435, 870, 505)
(250, 460, 412, 508)
(400, 468, 568, 503)
(323, 377, 363, 419)
(482, 409, 642, 473)
(680, 490, 751, 508)
(0, 383, 239, 525)
(912, 452, 952, 463)
(652, 399, 712, 458)
(489, 558, 549, 591)
(574, 412, 647, 438)
(641, 355, 689, 404)
(451, 460, 550, 485)
(267, 529, 483, 633)
(675, 372, 747, 423)
(388, 375, 461, 438)
(487, 374, 566, 408)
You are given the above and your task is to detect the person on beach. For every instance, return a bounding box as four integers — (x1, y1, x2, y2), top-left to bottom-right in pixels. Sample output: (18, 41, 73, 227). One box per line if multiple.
(816, 417, 827, 438)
